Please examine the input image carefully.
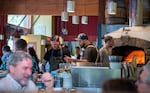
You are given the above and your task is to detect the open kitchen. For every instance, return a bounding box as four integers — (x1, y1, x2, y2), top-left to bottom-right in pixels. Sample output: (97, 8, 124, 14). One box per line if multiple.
(0, 0, 149, 93)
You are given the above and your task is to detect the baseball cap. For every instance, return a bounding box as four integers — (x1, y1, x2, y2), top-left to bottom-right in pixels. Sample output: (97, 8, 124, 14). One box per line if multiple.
(75, 33, 88, 40)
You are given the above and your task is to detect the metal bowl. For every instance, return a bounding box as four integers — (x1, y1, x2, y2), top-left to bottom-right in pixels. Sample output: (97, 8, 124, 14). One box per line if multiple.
(108, 56, 123, 62)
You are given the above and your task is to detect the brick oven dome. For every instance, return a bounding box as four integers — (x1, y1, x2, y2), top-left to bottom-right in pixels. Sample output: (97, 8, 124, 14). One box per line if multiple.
(105, 26, 150, 42)
(105, 26, 150, 49)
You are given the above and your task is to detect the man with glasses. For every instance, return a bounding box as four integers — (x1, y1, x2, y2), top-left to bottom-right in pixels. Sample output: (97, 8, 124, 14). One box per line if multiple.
(42, 35, 70, 72)
(136, 61, 150, 93)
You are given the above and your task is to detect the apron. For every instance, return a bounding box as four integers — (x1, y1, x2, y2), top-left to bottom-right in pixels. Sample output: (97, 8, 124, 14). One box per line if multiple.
(49, 49, 64, 72)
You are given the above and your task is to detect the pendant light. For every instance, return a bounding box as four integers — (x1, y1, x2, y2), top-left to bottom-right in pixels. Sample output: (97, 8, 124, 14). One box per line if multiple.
(72, 15, 79, 24)
(61, 11, 68, 21)
(81, 0, 88, 24)
(72, 0, 79, 24)
(61, 0, 68, 21)
(81, 16, 88, 24)
(67, 0, 75, 13)
(107, 0, 117, 15)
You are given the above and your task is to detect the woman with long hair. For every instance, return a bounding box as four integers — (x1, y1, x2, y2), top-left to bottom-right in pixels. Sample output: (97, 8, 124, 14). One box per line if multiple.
(28, 47, 39, 82)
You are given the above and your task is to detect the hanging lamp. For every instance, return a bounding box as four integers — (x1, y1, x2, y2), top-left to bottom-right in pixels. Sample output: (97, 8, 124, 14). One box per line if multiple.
(81, 16, 88, 24)
(81, 0, 88, 24)
(72, 15, 79, 24)
(61, 11, 69, 21)
(107, 0, 117, 15)
(72, 0, 79, 24)
(67, 0, 75, 13)
(61, 0, 69, 21)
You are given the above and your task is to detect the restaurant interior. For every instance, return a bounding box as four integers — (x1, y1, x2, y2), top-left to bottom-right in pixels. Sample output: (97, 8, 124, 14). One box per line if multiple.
(0, 0, 150, 93)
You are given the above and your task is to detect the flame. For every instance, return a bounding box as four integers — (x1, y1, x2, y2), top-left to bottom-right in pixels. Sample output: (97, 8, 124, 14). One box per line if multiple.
(124, 50, 145, 64)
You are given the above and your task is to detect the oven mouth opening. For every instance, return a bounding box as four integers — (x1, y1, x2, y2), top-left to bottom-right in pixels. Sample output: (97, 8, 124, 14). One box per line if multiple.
(112, 46, 145, 65)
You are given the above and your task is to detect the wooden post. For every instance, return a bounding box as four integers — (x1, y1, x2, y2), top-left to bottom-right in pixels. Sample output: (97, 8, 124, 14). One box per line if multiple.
(98, 0, 106, 24)
(0, 15, 7, 56)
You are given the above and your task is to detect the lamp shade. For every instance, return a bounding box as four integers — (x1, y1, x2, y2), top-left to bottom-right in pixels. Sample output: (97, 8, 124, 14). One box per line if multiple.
(81, 16, 88, 24)
(61, 11, 69, 21)
(107, 1, 117, 15)
(72, 15, 79, 24)
(67, 0, 75, 13)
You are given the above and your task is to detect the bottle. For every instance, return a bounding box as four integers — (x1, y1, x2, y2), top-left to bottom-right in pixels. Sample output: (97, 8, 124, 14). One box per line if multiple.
(45, 62, 50, 72)
(62, 65, 72, 89)
(54, 72, 63, 88)
(62, 72, 72, 89)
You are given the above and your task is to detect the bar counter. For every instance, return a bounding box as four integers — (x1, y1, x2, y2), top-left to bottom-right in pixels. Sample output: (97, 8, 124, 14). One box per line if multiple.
(38, 62, 122, 93)
(38, 88, 102, 93)
(71, 64, 122, 88)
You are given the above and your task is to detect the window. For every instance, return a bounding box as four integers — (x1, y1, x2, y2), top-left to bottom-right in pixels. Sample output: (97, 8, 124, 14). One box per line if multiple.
(7, 15, 31, 29)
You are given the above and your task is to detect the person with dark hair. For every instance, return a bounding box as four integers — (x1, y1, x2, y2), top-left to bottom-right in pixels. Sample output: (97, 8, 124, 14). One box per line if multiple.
(1, 45, 12, 70)
(102, 79, 138, 93)
(15, 39, 27, 51)
(27, 47, 39, 82)
(74, 46, 81, 59)
(0, 51, 54, 93)
(42, 35, 70, 72)
(98, 36, 114, 65)
(28, 47, 39, 72)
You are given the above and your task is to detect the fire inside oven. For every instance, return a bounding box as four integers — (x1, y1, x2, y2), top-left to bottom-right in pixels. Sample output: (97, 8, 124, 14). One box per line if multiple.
(112, 46, 145, 64)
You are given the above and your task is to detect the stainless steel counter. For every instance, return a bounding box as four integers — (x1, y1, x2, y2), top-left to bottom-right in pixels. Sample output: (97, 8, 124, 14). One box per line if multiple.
(38, 88, 101, 93)
(72, 87, 102, 93)
(50, 88, 102, 93)
(71, 64, 121, 88)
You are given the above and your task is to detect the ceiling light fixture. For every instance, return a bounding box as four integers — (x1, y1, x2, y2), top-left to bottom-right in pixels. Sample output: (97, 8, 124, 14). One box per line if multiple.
(61, 11, 69, 21)
(81, 16, 88, 24)
(67, 0, 75, 13)
(81, 0, 88, 24)
(61, 0, 68, 21)
(72, 15, 79, 24)
(72, 0, 79, 24)
(107, 0, 117, 15)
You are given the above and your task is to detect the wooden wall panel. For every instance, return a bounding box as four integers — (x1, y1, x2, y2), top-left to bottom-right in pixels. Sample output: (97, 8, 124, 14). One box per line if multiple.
(0, 0, 99, 16)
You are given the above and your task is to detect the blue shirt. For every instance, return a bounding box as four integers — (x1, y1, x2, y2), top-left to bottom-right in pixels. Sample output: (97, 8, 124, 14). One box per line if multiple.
(1, 52, 11, 70)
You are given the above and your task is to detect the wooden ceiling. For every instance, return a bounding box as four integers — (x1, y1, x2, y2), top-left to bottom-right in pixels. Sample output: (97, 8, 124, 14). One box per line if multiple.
(0, 0, 99, 16)
(1, 0, 149, 17)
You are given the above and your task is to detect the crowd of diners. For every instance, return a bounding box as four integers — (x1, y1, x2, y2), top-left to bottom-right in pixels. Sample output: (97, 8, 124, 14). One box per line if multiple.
(0, 33, 149, 93)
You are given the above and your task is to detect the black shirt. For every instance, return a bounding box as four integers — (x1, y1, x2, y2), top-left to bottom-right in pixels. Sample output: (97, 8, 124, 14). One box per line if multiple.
(44, 48, 70, 61)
